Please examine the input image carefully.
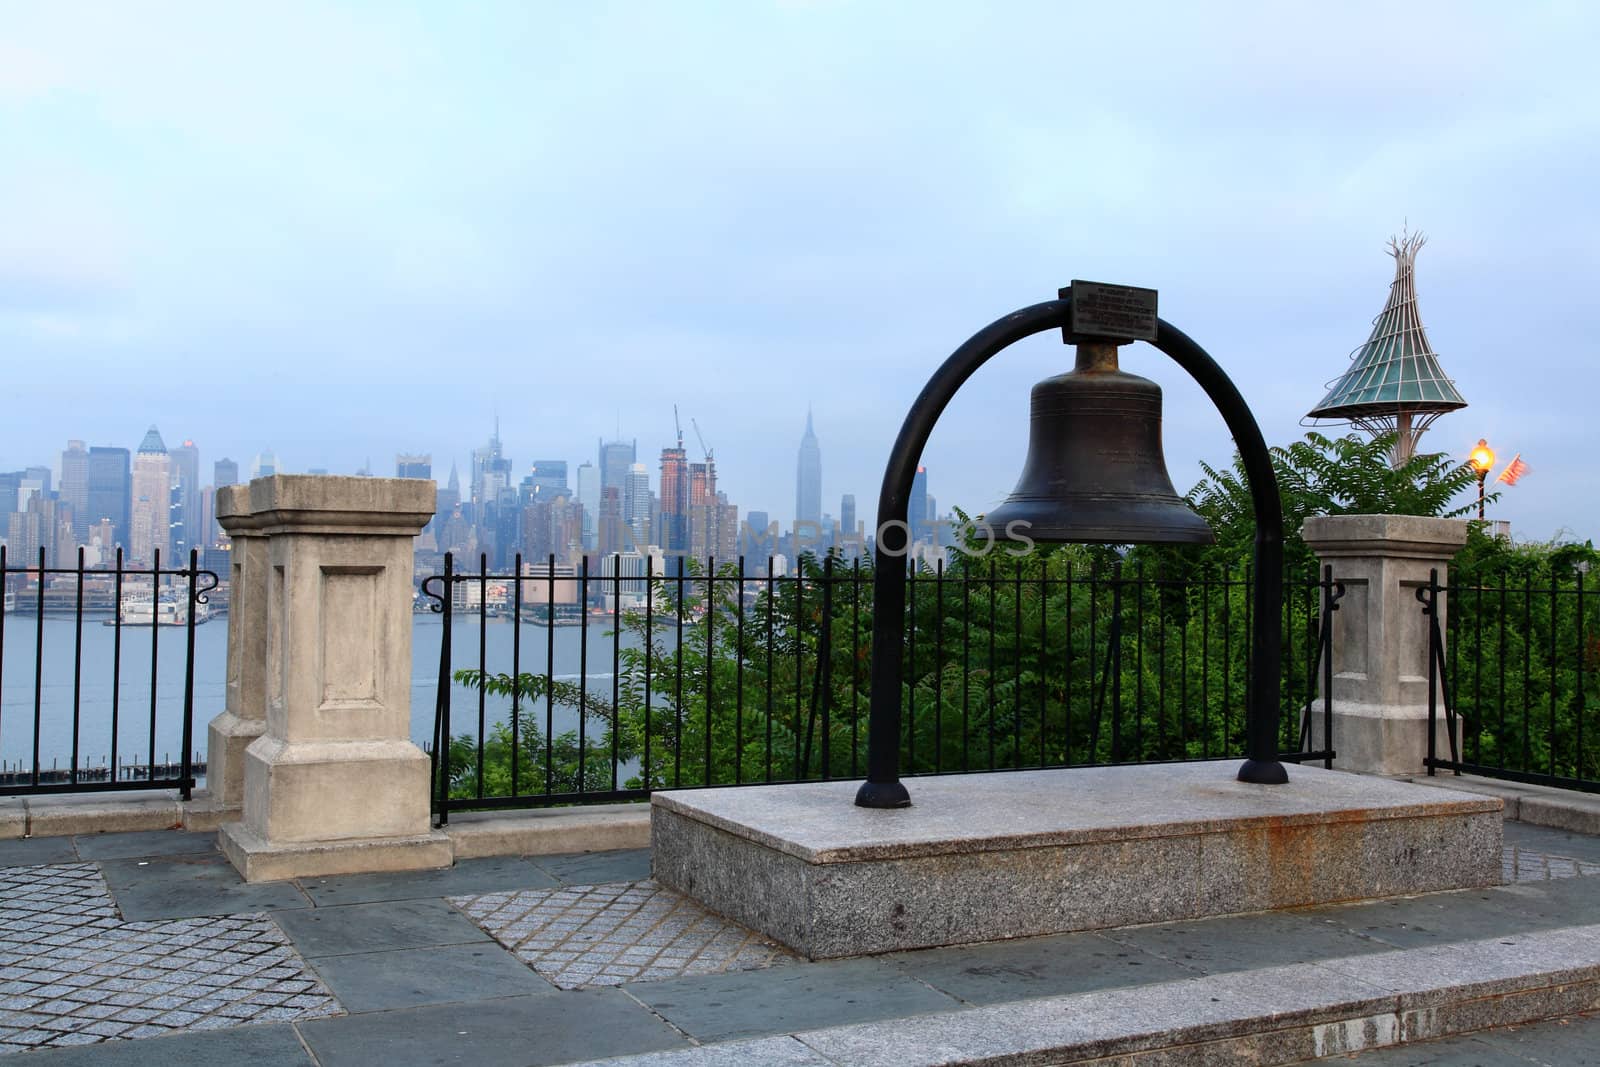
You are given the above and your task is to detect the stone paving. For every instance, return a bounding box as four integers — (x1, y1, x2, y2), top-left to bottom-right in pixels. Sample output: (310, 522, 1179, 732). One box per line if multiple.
(0, 818, 1598, 1063)
(0, 862, 337, 1054)
(451, 880, 797, 988)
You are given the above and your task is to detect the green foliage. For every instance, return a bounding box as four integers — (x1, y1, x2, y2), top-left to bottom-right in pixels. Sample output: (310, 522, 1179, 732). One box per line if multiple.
(1433, 528, 1600, 782)
(439, 547, 1326, 806)
(1181, 430, 1490, 572)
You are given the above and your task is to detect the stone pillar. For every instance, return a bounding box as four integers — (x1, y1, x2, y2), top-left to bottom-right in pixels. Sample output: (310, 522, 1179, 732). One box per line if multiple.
(201, 486, 269, 816)
(219, 475, 448, 881)
(1302, 514, 1468, 776)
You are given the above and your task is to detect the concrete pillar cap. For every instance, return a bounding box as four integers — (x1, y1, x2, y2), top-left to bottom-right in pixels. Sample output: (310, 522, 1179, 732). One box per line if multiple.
(1300, 514, 1468, 559)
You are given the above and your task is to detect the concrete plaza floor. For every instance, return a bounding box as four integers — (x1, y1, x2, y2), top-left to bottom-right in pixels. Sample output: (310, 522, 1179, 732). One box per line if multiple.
(2, 819, 1600, 1065)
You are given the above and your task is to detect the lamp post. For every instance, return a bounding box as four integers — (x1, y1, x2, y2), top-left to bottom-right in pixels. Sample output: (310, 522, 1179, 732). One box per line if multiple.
(1469, 438, 1495, 522)
(855, 285, 1288, 809)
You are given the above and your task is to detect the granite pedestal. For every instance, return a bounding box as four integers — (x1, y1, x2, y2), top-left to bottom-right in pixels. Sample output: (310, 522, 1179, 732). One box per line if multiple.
(651, 762, 1503, 959)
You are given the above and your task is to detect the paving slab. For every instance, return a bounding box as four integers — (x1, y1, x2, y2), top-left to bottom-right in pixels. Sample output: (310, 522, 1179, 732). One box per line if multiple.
(72, 830, 218, 861)
(272, 897, 491, 957)
(532, 848, 652, 885)
(0, 834, 79, 867)
(795, 972, 1261, 1067)
(4, 1022, 315, 1065)
(99, 852, 312, 920)
(1433, 1013, 1600, 1065)
(882, 928, 1198, 1005)
(1323, 881, 1594, 949)
(298, 855, 559, 906)
(0, 862, 339, 1054)
(453, 879, 795, 990)
(624, 955, 962, 1043)
(1098, 908, 1397, 976)
(307, 941, 559, 1012)
(295, 988, 685, 1066)
(563, 1036, 834, 1067)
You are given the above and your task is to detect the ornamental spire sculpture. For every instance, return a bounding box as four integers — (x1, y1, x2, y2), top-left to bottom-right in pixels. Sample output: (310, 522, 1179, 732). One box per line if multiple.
(1306, 231, 1466, 465)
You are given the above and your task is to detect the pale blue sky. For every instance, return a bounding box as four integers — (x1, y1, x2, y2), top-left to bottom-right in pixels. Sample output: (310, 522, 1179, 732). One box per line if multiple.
(2, 1, 1596, 539)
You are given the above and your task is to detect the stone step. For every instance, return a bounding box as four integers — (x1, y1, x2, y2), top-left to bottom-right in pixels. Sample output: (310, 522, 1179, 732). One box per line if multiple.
(564, 922, 1600, 1065)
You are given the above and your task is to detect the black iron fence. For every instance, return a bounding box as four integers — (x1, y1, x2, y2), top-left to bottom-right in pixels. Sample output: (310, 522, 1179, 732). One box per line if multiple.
(423, 552, 1341, 819)
(0, 546, 217, 798)
(1423, 565, 1599, 792)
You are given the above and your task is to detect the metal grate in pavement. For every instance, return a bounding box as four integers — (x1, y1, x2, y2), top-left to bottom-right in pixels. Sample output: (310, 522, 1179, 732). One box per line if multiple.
(0, 863, 339, 1055)
(450, 880, 797, 989)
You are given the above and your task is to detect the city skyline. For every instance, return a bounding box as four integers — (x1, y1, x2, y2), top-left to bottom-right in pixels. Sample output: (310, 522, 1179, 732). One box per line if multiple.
(1, 407, 900, 575)
(0, 388, 1556, 555)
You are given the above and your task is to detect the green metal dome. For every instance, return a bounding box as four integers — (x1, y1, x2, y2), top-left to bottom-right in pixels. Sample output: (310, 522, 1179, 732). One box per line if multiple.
(1307, 233, 1466, 460)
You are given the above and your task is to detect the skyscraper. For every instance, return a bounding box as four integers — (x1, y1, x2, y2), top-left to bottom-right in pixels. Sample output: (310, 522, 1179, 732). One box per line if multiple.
(598, 438, 636, 519)
(87, 446, 131, 551)
(687, 460, 714, 559)
(472, 423, 511, 508)
(170, 439, 200, 558)
(795, 409, 822, 530)
(597, 486, 626, 558)
(60, 440, 90, 541)
(840, 494, 856, 537)
(525, 460, 569, 502)
(438, 462, 461, 515)
(575, 462, 599, 551)
(396, 453, 432, 479)
(131, 426, 171, 564)
(626, 462, 651, 546)
(658, 442, 688, 555)
(251, 450, 278, 479)
(212, 458, 239, 547)
(910, 465, 929, 544)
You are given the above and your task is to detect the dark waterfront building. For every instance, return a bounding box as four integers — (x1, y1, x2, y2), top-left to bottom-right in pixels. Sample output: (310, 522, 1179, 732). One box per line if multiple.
(87, 446, 131, 552)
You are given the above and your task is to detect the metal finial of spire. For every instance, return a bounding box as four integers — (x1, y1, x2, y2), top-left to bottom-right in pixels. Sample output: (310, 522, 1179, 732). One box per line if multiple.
(1306, 230, 1466, 465)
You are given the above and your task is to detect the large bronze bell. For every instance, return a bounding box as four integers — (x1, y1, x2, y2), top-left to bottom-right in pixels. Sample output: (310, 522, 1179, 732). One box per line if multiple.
(984, 341, 1214, 545)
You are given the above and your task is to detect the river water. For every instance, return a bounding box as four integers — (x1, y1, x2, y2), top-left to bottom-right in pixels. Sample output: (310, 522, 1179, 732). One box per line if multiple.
(0, 614, 647, 773)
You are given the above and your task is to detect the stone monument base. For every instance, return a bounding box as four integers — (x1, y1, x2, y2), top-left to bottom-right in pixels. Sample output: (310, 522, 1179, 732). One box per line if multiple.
(1310, 701, 1463, 777)
(219, 821, 452, 882)
(651, 761, 1502, 959)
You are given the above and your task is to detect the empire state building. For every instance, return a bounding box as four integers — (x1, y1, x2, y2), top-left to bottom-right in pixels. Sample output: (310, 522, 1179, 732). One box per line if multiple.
(795, 410, 822, 529)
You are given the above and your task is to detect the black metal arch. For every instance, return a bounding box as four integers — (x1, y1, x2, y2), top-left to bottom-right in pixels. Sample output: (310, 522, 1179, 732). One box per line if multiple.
(854, 295, 1287, 808)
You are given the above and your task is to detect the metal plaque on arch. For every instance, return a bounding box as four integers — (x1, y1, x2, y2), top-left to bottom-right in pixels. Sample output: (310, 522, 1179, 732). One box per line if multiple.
(1067, 280, 1159, 342)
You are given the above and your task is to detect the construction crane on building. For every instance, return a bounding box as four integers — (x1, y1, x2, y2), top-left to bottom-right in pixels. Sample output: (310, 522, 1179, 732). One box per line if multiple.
(690, 418, 714, 465)
(672, 404, 684, 449)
